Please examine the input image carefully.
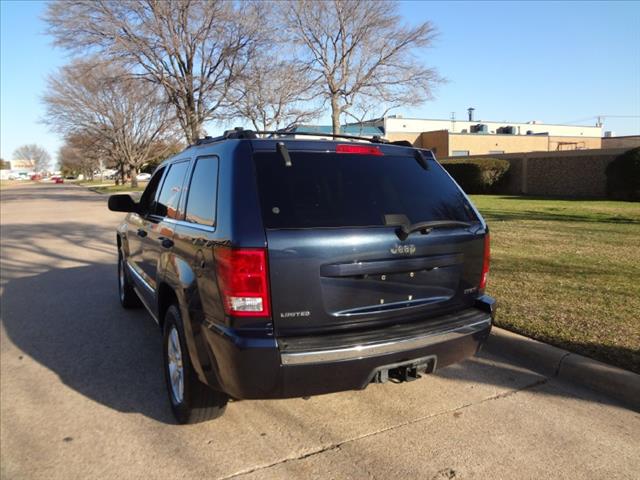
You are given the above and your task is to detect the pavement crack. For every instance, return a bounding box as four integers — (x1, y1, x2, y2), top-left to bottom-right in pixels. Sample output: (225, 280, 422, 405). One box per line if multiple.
(219, 443, 343, 480)
(220, 378, 548, 479)
(479, 377, 549, 404)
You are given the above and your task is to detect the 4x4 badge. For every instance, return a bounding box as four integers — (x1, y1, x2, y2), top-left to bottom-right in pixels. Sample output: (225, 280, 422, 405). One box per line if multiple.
(390, 244, 416, 255)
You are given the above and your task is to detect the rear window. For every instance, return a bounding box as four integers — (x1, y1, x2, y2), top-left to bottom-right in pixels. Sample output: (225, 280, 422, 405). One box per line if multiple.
(253, 150, 479, 229)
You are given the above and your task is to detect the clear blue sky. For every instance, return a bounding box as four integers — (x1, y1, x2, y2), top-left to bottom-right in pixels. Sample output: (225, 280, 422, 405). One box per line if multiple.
(1, 0, 639, 161)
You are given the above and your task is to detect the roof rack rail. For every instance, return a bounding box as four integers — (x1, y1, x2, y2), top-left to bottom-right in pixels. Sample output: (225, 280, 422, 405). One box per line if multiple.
(189, 127, 417, 148)
(257, 129, 388, 144)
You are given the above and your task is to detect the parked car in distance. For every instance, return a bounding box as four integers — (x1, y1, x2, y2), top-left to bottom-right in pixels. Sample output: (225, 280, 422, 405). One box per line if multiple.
(50, 175, 64, 184)
(136, 172, 152, 181)
(101, 169, 118, 180)
(9, 172, 30, 181)
(109, 128, 495, 424)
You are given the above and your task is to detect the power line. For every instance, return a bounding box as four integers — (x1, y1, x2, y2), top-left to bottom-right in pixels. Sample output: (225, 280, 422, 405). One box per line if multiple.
(561, 115, 640, 126)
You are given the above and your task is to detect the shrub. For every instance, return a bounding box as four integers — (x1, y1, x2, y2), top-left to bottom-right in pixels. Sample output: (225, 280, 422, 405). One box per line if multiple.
(440, 158, 510, 193)
(606, 147, 640, 201)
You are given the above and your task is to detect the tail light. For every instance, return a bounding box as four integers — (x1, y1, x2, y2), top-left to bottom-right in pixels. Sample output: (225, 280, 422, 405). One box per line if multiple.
(214, 247, 271, 317)
(336, 144, 383, 156)
(479, 234, 490, 291)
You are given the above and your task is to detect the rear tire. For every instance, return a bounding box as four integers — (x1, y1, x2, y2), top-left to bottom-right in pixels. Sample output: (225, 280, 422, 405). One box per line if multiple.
(118, 250, 141, 308)
(162, 304, 228, 424)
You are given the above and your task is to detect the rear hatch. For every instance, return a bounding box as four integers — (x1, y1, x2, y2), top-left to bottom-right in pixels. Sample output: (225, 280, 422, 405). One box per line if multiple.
(251, 142, 487, 336)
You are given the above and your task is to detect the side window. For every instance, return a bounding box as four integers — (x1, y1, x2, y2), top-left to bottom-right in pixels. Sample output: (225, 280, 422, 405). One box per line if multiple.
(137, 166, 166, 215)
(185, 156, 219, 227)
(155, 161, 190, 219)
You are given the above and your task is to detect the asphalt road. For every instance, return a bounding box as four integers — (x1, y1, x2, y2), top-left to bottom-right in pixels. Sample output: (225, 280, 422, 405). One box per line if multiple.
(1, 183, 639, 480)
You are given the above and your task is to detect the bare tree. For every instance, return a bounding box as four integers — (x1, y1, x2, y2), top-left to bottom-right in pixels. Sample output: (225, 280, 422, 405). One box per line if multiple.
(143, 139, 185, 170)
(231, 59, 322, 131)
(13, 144, 51, 172)
(57, 131, 110, 180)
(281, 0, 443, 133)
(43, 59, 177, 187)
(45, 0, 265, 144)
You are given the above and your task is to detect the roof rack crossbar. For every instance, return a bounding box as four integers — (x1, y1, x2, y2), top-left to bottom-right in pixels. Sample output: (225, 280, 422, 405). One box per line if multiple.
(190, 127, 258, 147)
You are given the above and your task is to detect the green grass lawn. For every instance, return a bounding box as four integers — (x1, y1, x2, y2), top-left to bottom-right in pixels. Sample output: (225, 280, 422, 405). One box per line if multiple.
(87, 183, 145, 194)
(470, 195, 640, 373)
(0, 180, 31, 188)
(76, 178, 146, 194)
(74, 179, 110, 186)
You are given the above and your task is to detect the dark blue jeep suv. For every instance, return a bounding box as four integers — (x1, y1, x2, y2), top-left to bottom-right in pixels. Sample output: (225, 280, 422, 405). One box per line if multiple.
(108, 129, 495, 424)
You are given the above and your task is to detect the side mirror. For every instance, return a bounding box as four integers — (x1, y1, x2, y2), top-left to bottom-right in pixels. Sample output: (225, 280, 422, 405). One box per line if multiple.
(108, 194, 138, 213)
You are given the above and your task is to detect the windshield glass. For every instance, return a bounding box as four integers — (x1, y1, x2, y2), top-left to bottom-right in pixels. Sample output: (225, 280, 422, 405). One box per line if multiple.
(253, 151, 479, 229)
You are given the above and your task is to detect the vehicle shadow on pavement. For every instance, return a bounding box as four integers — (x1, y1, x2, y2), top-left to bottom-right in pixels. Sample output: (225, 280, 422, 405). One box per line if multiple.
(1, 263, 176, 423)
(2, 263, 630, 426)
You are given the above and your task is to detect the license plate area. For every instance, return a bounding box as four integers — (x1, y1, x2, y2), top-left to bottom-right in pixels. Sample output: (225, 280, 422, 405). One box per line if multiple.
(369, 355, 437, 384)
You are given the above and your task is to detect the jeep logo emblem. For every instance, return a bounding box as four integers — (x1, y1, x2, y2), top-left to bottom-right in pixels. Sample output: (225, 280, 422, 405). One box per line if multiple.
(390, 244, 416, 255)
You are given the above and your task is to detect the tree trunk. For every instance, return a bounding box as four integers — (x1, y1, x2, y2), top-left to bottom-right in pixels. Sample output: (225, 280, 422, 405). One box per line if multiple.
(191, 123, 200, 144)
(183, 108, 201, 144)
(130, 166, 138, 188)
(116, 163, 125, 186)
(330, 96, 341, 134)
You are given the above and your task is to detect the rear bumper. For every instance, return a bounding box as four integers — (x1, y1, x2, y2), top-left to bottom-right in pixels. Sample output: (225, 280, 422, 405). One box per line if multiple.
(280, 315, 490, 366)
(201, 296, 495, 399)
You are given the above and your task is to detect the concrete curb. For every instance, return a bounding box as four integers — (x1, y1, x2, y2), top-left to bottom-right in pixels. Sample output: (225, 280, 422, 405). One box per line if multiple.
(485, 327, 640, 411)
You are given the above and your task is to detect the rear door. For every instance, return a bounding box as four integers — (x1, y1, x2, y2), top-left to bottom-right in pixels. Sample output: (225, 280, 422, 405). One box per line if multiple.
(252, 145, 487, 336)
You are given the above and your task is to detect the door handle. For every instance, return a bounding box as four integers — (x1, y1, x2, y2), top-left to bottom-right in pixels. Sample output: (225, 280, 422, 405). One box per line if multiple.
(159, 237, 174, 249)
(137, 229, 147, 238)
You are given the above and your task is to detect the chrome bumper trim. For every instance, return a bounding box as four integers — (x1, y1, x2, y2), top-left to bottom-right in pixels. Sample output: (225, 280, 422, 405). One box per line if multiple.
(280, 316, 491, 365)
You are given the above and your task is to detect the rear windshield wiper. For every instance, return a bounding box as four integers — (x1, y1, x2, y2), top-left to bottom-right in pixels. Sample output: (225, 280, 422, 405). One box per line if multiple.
(396, 220, 472, 241)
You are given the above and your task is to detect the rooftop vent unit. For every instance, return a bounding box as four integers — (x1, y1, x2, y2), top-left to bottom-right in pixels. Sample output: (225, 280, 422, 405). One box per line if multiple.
(470, 124, 488, 134)
(497, 126, 516, 135)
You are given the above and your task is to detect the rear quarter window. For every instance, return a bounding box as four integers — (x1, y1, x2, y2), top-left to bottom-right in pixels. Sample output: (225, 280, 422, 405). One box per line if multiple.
(253, 150, 478, 229)
(184, 156, 219, 227)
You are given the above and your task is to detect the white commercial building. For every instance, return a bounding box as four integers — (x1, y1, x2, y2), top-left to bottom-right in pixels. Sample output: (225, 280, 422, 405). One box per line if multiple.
(358, 114, 602, 138)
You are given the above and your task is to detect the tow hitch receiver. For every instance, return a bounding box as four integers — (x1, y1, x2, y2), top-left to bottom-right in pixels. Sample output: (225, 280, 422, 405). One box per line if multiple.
(389, 365, 421, 382)
(370, 355, 437, 384)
